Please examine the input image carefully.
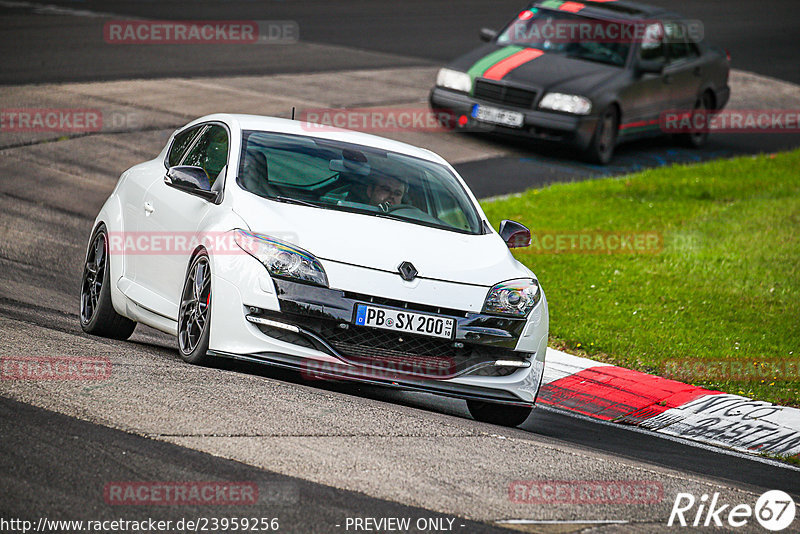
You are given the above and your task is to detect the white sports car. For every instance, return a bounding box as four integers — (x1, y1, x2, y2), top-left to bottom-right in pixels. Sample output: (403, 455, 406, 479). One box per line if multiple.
(80, 114, 548, 426)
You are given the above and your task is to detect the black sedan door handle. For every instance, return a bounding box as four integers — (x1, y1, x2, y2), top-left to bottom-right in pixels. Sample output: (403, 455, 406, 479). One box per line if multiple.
(663, 74, 673, 84)
(693, 66, 702, 76)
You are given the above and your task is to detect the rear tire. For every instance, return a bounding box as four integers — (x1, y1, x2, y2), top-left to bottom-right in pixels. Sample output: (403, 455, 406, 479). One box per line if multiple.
(676, 92, 713, 148)
(583, 105, 619, 165)
(177, 251, 213, 365)
(466, 400, 533, 427)
(80, 225, 136, 340)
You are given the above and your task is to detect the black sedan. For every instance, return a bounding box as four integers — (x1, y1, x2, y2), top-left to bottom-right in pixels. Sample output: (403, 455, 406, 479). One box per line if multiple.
(429, 0, 731, 164)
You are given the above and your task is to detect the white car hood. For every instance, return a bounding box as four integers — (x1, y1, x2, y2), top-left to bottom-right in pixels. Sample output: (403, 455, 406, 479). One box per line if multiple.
(233, 194, 531, 287)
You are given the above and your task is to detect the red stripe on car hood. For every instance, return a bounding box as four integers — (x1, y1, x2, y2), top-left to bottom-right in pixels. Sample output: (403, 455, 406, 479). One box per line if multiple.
(483, 49, 544, 81)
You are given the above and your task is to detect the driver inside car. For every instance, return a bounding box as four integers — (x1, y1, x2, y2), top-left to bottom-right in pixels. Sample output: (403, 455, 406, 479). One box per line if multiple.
(365, 174, 407, 209)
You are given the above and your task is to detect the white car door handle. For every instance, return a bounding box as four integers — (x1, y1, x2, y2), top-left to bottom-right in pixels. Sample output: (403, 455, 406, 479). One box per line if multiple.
(143, 201, 154, 215)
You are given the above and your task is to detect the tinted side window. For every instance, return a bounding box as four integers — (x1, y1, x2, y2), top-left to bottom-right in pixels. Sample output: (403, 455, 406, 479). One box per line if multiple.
(665, 23, 693, 62)
(639, 23, 666, 62)
(181, 125, 229, 184)
(167, 126, 204, 168)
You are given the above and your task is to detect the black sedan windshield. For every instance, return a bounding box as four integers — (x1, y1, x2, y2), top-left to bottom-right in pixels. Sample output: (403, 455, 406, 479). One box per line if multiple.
(238, 131, 483, 235)
(496, 8, 631, 67)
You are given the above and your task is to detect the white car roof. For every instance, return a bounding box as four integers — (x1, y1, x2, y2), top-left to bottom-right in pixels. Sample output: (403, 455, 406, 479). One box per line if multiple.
(188, 113, 448, 166)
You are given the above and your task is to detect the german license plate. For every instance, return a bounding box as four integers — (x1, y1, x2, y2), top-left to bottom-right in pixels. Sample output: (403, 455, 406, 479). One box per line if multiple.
(354, 304, 455, 340)
(472, 104, 524, 128)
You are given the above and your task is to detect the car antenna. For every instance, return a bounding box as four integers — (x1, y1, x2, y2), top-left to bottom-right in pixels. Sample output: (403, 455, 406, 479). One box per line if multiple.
(291, 106, 296, 120)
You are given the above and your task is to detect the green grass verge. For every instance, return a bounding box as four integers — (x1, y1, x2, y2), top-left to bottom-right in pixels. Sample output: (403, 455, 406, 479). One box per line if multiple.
(481, 150, 800, 407)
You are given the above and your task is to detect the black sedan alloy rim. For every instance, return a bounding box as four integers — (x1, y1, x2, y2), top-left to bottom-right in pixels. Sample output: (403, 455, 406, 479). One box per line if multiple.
(597, 109, 617, 157)
(690, 96, 709, 144)
(178, 256, 211, 354)
(80, 231, 106, 325)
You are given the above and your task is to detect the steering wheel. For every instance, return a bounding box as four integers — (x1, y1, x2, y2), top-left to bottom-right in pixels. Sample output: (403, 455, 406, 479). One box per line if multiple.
(382, 203, 420, 213)
(577, 42, 622, 64)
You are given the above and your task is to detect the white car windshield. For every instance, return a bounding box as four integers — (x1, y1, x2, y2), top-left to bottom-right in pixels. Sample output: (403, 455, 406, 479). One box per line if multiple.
(238, 131, 484, 235)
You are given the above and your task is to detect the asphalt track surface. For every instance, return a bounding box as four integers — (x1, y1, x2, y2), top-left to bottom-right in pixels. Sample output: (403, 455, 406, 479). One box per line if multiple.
(2, 0, 799, 192)
(0, 103, 798, 529)
(0, 397, 513, 534)
(1, 0, 798, 84)
(1, 1, 800, 532)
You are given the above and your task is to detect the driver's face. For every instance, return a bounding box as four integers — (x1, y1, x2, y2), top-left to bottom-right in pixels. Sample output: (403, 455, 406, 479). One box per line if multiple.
(367, 176, 405, 206)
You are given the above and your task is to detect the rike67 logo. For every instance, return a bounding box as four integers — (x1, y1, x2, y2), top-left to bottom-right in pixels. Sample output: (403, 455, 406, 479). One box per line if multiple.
(668, 490, 796, 531)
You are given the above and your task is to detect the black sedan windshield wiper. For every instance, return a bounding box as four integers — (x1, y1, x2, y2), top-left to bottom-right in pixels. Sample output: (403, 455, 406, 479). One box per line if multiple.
(269, 196, 320, 208)
(565, 52, 621, 67)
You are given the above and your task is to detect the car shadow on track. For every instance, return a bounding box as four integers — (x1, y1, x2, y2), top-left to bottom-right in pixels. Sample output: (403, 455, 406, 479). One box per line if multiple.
(205, 352, 475, 419)
(452, 129, 799, 198)
(122, 326, 800, 493)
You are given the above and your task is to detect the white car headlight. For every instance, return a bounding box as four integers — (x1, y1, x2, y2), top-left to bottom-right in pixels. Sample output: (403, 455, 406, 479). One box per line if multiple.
(436, 68, 472, 93)
(539, 93, 592, 115)
(234, 230, 329, 287)
(483, 279, 541, 318)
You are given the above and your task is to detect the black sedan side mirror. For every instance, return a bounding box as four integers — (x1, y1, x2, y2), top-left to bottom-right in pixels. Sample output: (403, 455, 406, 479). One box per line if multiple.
(636, 59, 665, 75)
(499, 220, 531, 248)
(479, 28, 497, 42)
(165, 166, 220, 203)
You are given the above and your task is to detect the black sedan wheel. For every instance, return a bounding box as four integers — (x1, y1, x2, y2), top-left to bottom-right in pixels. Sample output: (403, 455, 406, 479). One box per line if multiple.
(80, 225, 136, 339)
(583, 106, 619, 165)
(177, 251, 212, 364)
(466, 400, 532, 427)
(677, 92, 713, 148)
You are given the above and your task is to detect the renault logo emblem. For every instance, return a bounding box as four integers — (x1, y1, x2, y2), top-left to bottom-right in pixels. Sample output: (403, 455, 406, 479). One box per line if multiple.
(397, 261, 418, 281)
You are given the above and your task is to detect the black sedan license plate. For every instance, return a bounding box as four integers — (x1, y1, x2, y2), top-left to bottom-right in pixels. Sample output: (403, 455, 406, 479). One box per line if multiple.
(354, 304, 455, 339)
(472, 104, 524, 128)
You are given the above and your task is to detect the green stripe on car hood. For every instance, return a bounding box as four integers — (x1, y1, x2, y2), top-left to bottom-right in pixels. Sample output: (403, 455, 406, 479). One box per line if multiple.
(539, 0, 565, 8)
(466, 46, 524, 85)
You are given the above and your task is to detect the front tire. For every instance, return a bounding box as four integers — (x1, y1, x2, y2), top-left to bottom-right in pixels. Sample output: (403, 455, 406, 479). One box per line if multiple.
(467, 400, 533, 427)
(583, 106, 619, 165)
(177, 251, 213, 365)
(80, 225, 136, 339)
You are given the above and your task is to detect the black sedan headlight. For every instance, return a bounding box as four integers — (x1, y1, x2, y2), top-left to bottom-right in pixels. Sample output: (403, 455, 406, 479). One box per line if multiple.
(436, 68, 472, 93)
(539, 93, 592, 115)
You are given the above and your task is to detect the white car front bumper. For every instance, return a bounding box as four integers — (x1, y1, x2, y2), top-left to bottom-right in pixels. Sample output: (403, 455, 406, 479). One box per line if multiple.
(207, 251, 548, 406)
